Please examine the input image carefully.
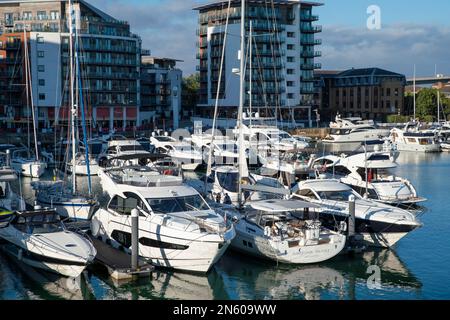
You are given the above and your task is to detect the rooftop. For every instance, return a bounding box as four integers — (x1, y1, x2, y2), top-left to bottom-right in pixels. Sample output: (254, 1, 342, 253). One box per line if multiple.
(194, 0, 323, 11)
(338, 67, 405, 78)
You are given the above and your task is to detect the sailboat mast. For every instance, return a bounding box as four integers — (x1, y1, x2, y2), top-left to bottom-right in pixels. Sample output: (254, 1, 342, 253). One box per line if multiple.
(237, 0, 246, 207)
(68, 0, 77, 194)
(24, 29, 39, 161)
(249, 20, 252, 127)
(413, 64, 416, 120)
(23, 29, 30, 151)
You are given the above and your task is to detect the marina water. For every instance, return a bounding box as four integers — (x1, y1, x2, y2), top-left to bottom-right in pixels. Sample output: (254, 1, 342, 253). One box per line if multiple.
(0, 152, 449, 300)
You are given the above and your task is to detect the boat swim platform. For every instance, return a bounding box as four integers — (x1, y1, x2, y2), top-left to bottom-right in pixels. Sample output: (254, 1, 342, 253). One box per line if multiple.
(87, 235, 154, 281)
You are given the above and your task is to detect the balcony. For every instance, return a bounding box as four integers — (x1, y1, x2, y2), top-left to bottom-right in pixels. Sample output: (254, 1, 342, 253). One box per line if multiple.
(301, 25, 322, 33)
(300, 38, 322, 46)
(300, 86, 315, 94)
(300, 14, 319, 22)
(196, 40, 207, 49)
(300, 51, 321, 58)
(301, 63, 322, 70)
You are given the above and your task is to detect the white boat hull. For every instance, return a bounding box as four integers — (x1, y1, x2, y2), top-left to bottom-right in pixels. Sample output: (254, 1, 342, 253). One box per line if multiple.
(92, 209, 235, 273)
(394, 142, 441, 153)
(11, 161, 46, 178)
(231, 231, 346, 264)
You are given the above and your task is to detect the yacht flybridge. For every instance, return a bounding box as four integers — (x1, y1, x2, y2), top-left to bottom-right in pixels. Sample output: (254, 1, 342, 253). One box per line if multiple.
(0, 209, 96, 278)
(219, 199, 346, 264)
(93, 166, 235, 273)
(293, 179, 422, 248)
(389, 122, 441, 153)
(314, 152, 426, 206)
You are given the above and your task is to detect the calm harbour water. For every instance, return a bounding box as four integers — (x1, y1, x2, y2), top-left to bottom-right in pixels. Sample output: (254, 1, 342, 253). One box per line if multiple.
(1, 151, 449, 300)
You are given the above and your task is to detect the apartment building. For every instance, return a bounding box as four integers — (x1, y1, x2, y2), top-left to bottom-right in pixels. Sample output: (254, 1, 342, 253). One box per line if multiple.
(315, 68, 406, 122)
(140, 56, 182, 130)
(0, 0, 142, 132)
(193, 0, 322, 128)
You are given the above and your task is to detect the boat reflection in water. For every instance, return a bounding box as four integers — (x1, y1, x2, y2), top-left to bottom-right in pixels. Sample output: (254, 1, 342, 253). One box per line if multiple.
(87, 267, 219, 300)
(213, 249, 422, 300)
(0, 251, 94, 300)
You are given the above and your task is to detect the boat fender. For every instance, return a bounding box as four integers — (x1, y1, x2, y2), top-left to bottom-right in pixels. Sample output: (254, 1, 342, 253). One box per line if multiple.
(163, 169, 173, 176)
(91, 218, 101, 237)
(264, 226, 271, 237)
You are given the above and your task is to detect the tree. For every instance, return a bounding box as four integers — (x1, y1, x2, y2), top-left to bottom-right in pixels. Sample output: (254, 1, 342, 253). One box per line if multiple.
(415, 88, 450, 121)
(181, 73, 200, 119)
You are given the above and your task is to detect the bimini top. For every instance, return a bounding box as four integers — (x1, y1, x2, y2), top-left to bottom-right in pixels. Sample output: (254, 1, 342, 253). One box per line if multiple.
(248, 199, 319, 213)
(298, 179, 352, 192)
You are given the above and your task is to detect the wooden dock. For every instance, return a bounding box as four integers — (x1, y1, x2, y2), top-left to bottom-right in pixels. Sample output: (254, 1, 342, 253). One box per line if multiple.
(88, 235, 154, 281)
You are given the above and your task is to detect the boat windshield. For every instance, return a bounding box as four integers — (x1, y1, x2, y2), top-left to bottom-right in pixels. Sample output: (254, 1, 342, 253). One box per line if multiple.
(147, 195, 210, 214)
(317, 190, 355, 201)
(14, 213, 64, 234)
(217, 171, 239, 193)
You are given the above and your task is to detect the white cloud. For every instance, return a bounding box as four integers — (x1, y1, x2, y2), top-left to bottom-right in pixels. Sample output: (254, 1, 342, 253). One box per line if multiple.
(320, 24, 450, 77)
(87, 1, 450, 78)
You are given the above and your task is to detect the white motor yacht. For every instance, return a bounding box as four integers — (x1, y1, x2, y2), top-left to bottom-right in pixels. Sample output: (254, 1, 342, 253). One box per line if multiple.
(314, 152, 426, 207)
(292, 179, 422, 248)
(323, 115, 390, 145)
(10, 147, 47, 178)
(66, 152, 101, 176)
(150, 135, 202, 171)
(190, 133, 240, 166)
(0, 209, 96, 278)
(93, 166, 236, 273)
(217, 199, 346, 264)
(389, 122, 441, 153)
(98, 139, 153, 167)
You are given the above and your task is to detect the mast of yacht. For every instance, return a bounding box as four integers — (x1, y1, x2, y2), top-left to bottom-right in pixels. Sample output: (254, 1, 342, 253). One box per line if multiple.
(68, 0, 77, 195)
(23, 29, 30, 153)
(237, 0, 249, 208)
(23, 29, 39, 161)
(413, 64, 416, 121)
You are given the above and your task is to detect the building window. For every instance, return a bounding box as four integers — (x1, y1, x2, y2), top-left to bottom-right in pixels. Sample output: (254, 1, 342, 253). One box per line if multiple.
(287, 56, 295, 63)
(23, 11, 32, 20)
(38, 79, 45, 86)
(287, 69, 294, 75)
(50, 11, 59, 20)
(37, 37, 44, 44)
(287, 44, 294, 50)
(39, 93, 45, 100)
(287, 81, 294, 87)
(38, 65, 45, 72)
(38, 51, 44, 58)
(37, 11, 46, 20)
(288, 93, 294, 99)
(287, 32, 295, 38)
(387, 88, 391, 96)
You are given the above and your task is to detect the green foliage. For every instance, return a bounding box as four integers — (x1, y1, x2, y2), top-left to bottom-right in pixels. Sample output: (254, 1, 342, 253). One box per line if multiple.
(386, 115, 410, 123)
(414, 88, 450, 121)
(181, 73, 200, 111)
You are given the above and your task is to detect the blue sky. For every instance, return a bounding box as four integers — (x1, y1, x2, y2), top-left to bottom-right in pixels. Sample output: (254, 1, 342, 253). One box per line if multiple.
(88, 0, 450, 78)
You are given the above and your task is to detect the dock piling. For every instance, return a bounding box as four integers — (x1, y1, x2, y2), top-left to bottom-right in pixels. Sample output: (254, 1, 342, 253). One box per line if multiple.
(131, 208, 139, 271)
